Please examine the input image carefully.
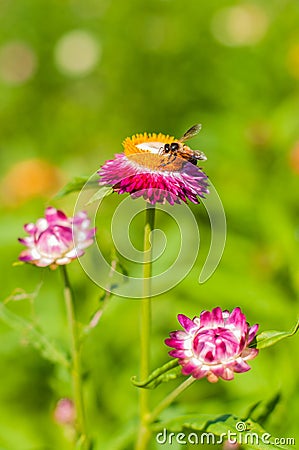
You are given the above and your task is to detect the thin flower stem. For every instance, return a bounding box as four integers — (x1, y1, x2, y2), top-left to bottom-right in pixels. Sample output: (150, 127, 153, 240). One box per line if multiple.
(136, 204, 156, 450)
(148, 376, 196, 424)
(61, 265, 89, 450)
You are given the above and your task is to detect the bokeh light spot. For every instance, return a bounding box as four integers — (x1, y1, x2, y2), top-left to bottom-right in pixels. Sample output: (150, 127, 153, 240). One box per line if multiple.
(1, 159, 64, 207)
(54, 30, 100, 76)
(0, 41, 37, 85)
(211, 5, 269, 47)
(289, 141, 299, 175)
(70, 0, 110, 18)
(286, 43, 299, 80)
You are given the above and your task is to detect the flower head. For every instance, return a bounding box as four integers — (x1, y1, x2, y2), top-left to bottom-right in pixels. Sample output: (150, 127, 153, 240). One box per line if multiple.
(18, 207, 95, 268)
(165, 307, 259, 383)
(98, 132, 209, 205)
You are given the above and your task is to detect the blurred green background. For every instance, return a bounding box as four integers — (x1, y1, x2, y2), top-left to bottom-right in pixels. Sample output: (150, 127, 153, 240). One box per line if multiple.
(1, 0, 299, 449)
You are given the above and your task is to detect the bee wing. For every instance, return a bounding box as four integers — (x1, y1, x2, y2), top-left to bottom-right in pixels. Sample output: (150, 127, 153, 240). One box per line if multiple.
(193, 150, 207, 161)
(179, 123, 202, 142)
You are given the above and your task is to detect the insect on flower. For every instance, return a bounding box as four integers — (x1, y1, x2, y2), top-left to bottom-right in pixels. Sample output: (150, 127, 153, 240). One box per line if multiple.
(158, 124, 207, 167)
(98, 125, 209, 205)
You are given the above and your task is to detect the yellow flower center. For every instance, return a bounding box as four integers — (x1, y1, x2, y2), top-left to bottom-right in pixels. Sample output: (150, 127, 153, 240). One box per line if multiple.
(122, 132, 186, 172)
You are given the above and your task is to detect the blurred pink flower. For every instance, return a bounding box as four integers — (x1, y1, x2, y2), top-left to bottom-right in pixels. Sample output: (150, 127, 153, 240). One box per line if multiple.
(54, 398, 75, 425)
(98, 132, 208, 205)
(165, 307, 259, 383)
(18, 207, 95, 268)
(223, 440, 241, 449)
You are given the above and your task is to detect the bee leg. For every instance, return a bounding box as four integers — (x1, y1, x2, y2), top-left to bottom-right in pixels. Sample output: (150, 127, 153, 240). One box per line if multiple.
(160, 153, 177, 168)
(167, 151, 178, 164)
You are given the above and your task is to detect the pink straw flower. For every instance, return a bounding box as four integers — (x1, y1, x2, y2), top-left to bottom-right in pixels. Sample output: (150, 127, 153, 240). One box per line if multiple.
(98, 131, 209, 205)
(165, 307, 259, 383)
(18, 207, 95, 268)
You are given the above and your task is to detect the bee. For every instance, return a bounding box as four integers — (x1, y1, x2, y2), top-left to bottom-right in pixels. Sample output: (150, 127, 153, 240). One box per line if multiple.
(159, 124, 207, 167)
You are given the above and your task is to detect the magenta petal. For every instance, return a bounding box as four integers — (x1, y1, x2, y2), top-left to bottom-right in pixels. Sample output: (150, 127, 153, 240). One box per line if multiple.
(247, 324, 259, 343)
(210, 365, 226, 378)
(233, 358, 251, 373)
(220, 367, 235, 380)
(73, 211, 90, 226)
(168, 349, 189, 358)
(199, 310, 213, 327)
(227, 307, 246, 329)
(211, 307, 224, 326)
(181, 361, 198, 375)
(192, 367, 208, 379)
(46, 207, 68, 223)
(19, 253, 35, 262)
(178, 314, 196, 332)
(168, 330, 186, 339)
(18, 237, 33, 245)
(35, 257, 54, 267)
(24, 223, 36, 234)
(166, 339, 187, 350)
(241, 347, 259, 360)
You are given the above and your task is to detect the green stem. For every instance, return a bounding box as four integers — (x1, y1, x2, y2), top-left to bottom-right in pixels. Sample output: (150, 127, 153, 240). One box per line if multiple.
(148, 376, 196, 424)
(61, 265, 89, 450)
(136, 204, 156, 450)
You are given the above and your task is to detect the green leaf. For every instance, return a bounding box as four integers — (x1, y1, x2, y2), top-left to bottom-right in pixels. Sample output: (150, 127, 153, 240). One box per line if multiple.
(0, 303, 70, 368)
(246, 393, 281, 426)
(12, 261, 25, 267)
(131, 359, 182, 389)
(75, 435, 94, 450)
(102, 419, 136, 450)
(255, 319, 299, 349)
(54, 176, 99, 198)
(152, 414, 294, 449)
(86, 186, 114, 205)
